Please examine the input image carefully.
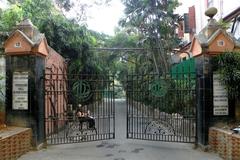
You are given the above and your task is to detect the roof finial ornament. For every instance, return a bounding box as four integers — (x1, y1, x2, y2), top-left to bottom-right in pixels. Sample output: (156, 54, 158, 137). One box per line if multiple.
(205, 7, 218, 19)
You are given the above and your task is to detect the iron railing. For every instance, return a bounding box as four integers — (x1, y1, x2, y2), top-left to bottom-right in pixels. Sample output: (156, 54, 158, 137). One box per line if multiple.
(44, 73, 115, 144)
(126, 71, 196, 143)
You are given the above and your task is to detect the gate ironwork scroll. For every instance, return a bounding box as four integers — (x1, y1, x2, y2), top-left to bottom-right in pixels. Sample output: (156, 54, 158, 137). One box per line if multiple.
(44, 73, 115, 145)
(126, 71, 196, 143)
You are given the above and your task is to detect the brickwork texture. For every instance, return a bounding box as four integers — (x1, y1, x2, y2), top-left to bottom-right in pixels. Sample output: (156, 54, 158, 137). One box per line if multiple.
(209, 127, 240, 160)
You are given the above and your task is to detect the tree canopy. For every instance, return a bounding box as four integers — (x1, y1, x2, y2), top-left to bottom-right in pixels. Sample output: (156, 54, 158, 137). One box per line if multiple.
(0, 0, 110, 76)
(0, 0, 181, 77)
(0, 0, 181, 102)
(120, 0, 180, 74)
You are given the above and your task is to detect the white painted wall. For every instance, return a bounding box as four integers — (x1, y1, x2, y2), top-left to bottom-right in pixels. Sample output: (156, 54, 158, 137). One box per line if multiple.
(176, 0, 240, 40)
(194, 0, 240, 34)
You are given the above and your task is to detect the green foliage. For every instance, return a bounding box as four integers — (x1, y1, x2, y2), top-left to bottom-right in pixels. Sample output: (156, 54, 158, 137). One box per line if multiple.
(126, 74, 195, 114)
(94, 29, 140, 80)
(1, 0, 116, 105)
(106, 30, 138, 48)
(214, 52, 240, 98)
(0, 3, 23, 31)
(39, 15, 86, 59)
(55, 0, 72, 11)
(120, 0, 180, 74)
(217, 19, 230, 29)
(21, 0, 57, 26)
(1, 0, 110, 76)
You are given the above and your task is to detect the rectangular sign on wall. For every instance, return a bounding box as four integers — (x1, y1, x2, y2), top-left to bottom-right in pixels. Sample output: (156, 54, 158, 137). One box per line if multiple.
(12, 72, 28, 110)
(213, 73, 228, 116)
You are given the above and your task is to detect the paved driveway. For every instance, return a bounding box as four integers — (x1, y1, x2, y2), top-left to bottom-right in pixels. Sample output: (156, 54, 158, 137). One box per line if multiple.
(19, 99, 222, 160)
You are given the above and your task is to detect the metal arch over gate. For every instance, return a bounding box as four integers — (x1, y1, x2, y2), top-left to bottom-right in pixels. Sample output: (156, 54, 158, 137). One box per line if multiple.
(44, 73, 115, 145)
(126, 72, 196, 143)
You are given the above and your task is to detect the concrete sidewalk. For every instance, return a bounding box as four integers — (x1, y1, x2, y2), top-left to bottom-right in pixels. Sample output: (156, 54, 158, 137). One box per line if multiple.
(18, 139, 222, 160)
(18, 99, 222, 160)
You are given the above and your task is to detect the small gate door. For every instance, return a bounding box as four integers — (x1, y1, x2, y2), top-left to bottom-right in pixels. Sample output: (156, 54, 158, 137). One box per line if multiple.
(45, 73, 115, 145)
(126, 73, 196, 143)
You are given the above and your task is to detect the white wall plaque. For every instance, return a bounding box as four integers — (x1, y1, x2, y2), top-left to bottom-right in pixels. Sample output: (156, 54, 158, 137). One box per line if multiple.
(213, 73, 228, 115)
(12, 72, 28, 110)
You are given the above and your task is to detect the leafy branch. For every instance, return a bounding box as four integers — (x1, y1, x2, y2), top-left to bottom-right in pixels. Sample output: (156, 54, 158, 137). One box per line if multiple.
(214, 52, 240, 99)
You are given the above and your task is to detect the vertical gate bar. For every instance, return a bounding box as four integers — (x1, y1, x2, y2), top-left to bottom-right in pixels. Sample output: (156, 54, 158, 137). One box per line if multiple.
(136, 74, 138, 139)
(133, 74, 136, 139)
(101, 77, 103, 139)
(132, 74, 134, 138)
(147, 74, 150, 140)
(128, 74, 130, 138)
(50, 73, 53, 144)
(179, 65, 182, 142)
(188, 64, 191, 142)
(176, 65, 179, 142)
(186, 64, 189, 142)
(170, 73, 173, 142)
(61, 75, 63, 142)
(185, 64, 187, 142)
(107, 75, 109, 138)
(157, 74, 160, 141)
(126, 74, 129, 138)
(94, 77, 96, 139)
(45, 75, 47, 143)
(185, 66, 188, 142)
(103, 77, 105, 137)
(102, 77, 105, 135)
(108, 75, 110, 138)
(179, 66, 182, 142)
(136, 74, 139, 139)
(181, 64, 184, 142)
(62, 75, 64, 144)
(97, 78, 100, 137)
(109, 75, 111, 138)
(180, 65, 183, 142)
(141, 74, 144, 139)
(113, 75, 115, 139)
(54, 76, 57, 144)
(130, 74, 132, 138)
(106, 77, 108, 137)
(65, 75, 67, 144)
(165, 74, 169, 142)
(49, 75, 51, 143)
(194, 63, 197, 143)
(135, 74, 137, 139)
(56, 71, 58, 142)
(108, 76, 114, 135)
(60, 74, 62, 139)
(137, 74, 139, 139)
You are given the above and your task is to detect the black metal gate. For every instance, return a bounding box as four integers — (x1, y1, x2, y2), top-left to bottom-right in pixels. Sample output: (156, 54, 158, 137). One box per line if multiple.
(126, 72, 196, 143)
(44, 73, 115, 144)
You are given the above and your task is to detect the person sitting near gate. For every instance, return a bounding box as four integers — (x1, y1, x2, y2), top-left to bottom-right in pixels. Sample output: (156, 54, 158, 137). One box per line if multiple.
(76, 105, 95, 129)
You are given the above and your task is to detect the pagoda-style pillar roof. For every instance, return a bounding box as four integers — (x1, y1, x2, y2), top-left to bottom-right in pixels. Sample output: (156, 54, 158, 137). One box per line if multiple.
(4, 19, 49, 57)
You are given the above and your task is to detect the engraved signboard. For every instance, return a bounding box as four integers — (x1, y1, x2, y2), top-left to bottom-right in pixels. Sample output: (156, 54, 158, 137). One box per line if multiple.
(213, 73, 228, 115)
(12, 72, 28, 110)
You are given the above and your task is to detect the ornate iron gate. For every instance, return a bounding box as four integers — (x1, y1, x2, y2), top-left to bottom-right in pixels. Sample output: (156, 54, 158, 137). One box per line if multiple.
(126, 72, 196, 143)
(44, 73, 115, 144)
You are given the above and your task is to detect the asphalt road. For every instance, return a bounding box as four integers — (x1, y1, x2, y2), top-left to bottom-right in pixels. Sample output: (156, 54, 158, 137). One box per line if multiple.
(19, 99, 222, 160)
